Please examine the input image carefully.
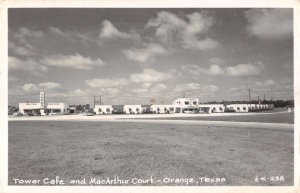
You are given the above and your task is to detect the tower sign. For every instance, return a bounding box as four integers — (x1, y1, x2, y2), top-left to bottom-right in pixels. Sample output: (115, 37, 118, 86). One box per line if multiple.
(40, 92, 45, 109)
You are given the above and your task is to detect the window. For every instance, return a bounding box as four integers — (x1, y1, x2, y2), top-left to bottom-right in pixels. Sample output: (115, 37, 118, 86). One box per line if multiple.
(193, 101, 197, 105)
(106, 108, 110, 112)
(99, 108, 102, 112)
(136, 108, 140, 112)
(213, 107, 216, 110)
(219, 107, 223, 111)
(53, 109, 61, 113)
(129, 108, 132, 112)
(185, 101, 189, 105)
(237, 107, 240, 110)
(243, 107, 246, 110)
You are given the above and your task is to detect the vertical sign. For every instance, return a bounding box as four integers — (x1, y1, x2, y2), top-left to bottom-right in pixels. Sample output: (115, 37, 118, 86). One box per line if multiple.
(40, 92, 45, 109)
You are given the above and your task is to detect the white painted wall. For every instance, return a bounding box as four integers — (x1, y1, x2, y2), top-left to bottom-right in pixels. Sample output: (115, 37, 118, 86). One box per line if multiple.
(19, 103, 41, 113)
(226, 104, 248, 112)
(94, 105, 113, 114)
(47, 103, 68, 114)
(199, 104, 225, 113)
(150, 105, 172, 114)
(124, 105, 142, 114)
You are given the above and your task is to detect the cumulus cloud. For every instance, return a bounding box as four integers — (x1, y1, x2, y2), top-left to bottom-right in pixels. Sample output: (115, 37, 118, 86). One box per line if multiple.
(85, 78, 128, 88)
(226, 62, 264, 76)
(9, 27, 44, 56)
(182, 64, 224, 76)
(14, 27, 45, 41)
(150, 83, 168, 93)
(255, 79, 276, 87)
(99, 87, 120, 96)
(183, 61, 264, 77)
(38, 82, 62, 90)
(40, 53, 105, 70)
(130, 68, 173, 83)
(174, 83, 219, 93)
(245, 9, 292, 40)
(99, 20, 139, 40)
(85, 69, 172, 96)
(123, 43, 167, 62)
(9, 42, 34, 56)
(22, 82, 61, 92)
(9, 56, 48, 73)
(146, 11, 219, 50)
(22, 84, 39, 92)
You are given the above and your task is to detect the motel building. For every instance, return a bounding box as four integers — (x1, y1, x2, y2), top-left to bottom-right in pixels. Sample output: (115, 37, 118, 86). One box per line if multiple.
(198, 103, 273, 113)
(171, 98, 199, 113)
(93, 98, 274, 115)
(124, 105, 142, 114)
(150, 104, 172, 114)
(19, 92, 68, 115)
(94, 105, 113, 115)
(199, 104, 225, 113)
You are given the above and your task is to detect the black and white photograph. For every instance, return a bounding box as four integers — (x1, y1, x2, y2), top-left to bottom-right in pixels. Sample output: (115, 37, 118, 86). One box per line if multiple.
(1, 1, 299, 192)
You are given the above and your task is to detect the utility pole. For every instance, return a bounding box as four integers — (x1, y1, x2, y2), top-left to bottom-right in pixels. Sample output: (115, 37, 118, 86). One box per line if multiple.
(94, 96, 96, 108)
(248, 89, 251, 102)
(94, 96, 102, 107)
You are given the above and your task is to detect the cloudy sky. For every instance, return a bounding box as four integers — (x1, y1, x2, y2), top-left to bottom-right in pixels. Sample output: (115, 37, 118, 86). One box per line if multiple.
(8, 8, 293, 105)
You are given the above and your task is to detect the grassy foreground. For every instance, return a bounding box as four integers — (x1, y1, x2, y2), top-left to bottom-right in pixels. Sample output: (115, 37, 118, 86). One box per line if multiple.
(8, 120, 293, 186)
(140, 112, 294, 124)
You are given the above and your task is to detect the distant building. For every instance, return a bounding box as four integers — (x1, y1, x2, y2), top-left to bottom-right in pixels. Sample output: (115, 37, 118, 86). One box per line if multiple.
(19, 92, 68, 115)
(199, 104, 224, 113)
(150, 104, 172, 114)
(93, 97, 274, 115)
(94, 105, 113, 115)
(124, 105, 142, 114)
(172, 98, 199, 113)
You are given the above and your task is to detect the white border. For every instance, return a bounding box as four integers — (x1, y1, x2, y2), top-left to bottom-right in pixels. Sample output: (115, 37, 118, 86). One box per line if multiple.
(0, 0, 299, 193)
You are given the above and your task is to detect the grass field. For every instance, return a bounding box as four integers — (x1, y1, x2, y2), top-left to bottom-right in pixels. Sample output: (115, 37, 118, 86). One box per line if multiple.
(140, 112, 294, 124)
(8, 119, 293, 186)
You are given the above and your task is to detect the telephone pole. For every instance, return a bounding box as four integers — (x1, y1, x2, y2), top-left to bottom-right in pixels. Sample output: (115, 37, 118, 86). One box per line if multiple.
(94, 96, 102, 107)
(94, 96, 95, 108)
(248, 89, 252, 102)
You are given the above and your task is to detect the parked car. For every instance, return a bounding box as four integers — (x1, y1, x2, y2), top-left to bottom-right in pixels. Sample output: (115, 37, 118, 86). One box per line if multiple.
(49, 112, 60, 115)
(33, 112, 41, 116)
(13, 112, 23, 116)
(23, 112, 34, 116)
(83, 111, 96, 116)
(83, 109, 96, 116)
